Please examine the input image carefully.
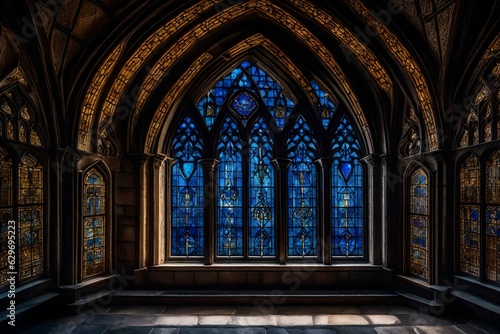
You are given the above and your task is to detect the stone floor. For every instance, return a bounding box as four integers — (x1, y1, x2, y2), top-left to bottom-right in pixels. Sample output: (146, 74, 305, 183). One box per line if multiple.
(7, 305, 500, 334)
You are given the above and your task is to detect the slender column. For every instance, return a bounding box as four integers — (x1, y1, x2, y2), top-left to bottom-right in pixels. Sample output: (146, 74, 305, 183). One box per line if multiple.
(272, 158, 292, 264)
(316, 158, 334, 264)
(134, 154, 150, 268)
(362, 154, 382, 265)
(163, 157, 176, 260)
(151, 154, 167, 265)
(380, 154, 396, 268)
(200, 158, 219, 265)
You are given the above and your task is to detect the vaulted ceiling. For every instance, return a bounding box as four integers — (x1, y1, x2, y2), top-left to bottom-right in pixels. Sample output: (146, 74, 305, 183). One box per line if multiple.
(0, 0, 498, 154)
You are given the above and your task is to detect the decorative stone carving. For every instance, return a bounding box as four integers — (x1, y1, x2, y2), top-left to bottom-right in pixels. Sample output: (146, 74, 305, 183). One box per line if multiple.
(399, 108, 421, 158)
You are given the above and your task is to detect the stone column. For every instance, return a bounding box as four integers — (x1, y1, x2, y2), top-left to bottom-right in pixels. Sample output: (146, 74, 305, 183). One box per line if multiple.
(272, 158, 292, 264)
(380, 154, 397, 268)
(163, 157, 176, 261)
(200, 158, 219, 265)
(430, 151, 447, 285)
(316, 158, 334, 264)
(151, 154, 167, 265)
(362, 154, 382, 265)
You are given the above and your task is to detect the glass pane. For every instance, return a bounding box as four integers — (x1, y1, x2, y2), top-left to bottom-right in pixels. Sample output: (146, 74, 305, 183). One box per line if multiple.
(311, 81, 336, 128)
(409, 169, 429, 280)
(249, 119, 275, 257)
(460, 205, 480, 276)
(19, 155, 43, 205)
(459, 130, 468, 148)
(84, 171, 106, 216)
(0, 149, 12, 206)
(332, 118, 363, 257)
(460, 156, 480, 203)
(171, 117, 204, 257)
(217, 118, 243, 257)
(19, 124, 27, 143)
(0, 209, 13, 287)
(7, 120, 14, 140)
(486, 151, 500, 282)
(83, 217, 105, 278)
(287, 117, 317, 257)
(83, 169, 106, 278)
(30, 130, 43, 147)
(18, 206, 44, 280)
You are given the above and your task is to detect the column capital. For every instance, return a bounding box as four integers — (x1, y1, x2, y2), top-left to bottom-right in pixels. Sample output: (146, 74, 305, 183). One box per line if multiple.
(271, 158, 292, 170)
(153, 154, 168, 168)
(380, 153, 397, 167)
(129, 153, 153, 165)
(199, 158, 220, 170)
(315, 157, 334, 168)
(362, 153, 381, 167)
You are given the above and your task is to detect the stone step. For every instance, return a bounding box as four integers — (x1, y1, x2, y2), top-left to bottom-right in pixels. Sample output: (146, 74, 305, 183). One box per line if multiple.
(0, 292, 59, 326)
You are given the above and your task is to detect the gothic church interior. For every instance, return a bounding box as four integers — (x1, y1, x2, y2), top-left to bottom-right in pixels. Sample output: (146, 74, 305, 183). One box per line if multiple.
(0, 0, 500, 329)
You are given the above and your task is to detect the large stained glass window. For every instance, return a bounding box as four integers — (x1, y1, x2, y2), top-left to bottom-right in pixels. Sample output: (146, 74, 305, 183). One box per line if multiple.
(217, 117, 244, 257)
(171, 117, 204, 257)
(83, 169, 106, 278)
(331, 118, 363, 257)
(460, 155, 481, 277)
(409, 168, 429, 280)
(0, 148, 13, 287)
(486, 151, 500, 283)
(311, 81, 336, 129)
(18, 155, 44, 281)
(287, 117, 318, 257)
(249, 119, 275, 257)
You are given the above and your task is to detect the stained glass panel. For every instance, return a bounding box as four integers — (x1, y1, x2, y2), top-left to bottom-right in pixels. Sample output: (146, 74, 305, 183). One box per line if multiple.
(249, 119, 275, 257)
(83, 169, 106, 278)
(19, 124, 27, 143)
(19, 156, 43, 205)
(332, 118, 363, 257)
(486, 151, 500, 282)
(459, 130, 469, 148)
(287, 117, 317, 257)
(484, 123, 492, 142)
(311, 81, 336, 128)
(18, 206, 43, 280)
(1, 102, 12, 115)
(171, 117, 204, 257)
(0, 148, 13, 287)
(30, 130, 42, 147)
(409, 169, 429, 280)
(7, 120, 14, 140)
(217, 118, 243, 257)
(460, 155, 480, 276)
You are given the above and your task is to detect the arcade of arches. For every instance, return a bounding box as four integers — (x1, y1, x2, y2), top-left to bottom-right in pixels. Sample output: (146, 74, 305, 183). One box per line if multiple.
(0, 0, 500, 326)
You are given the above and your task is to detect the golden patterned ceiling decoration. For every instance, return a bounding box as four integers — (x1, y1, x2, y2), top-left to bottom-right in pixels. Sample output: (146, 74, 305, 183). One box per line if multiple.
(3, 66, 28, 86)
(288, 0, 392, 92)
(78, 41, 126, 150)
(349, 0, 438, 151)
(145, 53, 213, 152)
(80, 0, 371, 153)
(485, 34, 500, 59)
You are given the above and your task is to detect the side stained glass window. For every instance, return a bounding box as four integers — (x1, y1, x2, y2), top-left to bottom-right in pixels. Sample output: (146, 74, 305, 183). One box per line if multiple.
(0, 148, 13, 287)
(460, 155, 481, 277)
(331, 118, 363, 257)
(171, 117, 204, 257)
(486, 151, 500, 283)
(249, 119, 275, 257)
(409, 169, 429, 280)
(83, 169, 106, 279)
(18, 155, 44, 281)
(287, 117, 318, 257)
(217, 118, 243, 257)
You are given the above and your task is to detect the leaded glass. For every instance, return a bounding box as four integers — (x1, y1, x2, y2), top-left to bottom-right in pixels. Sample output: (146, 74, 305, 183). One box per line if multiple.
(311, 81, 336, 128)
(0, 148, 12, 287)
(198, 61, 294, 130)
(459, 130, 469, 148)
(486, 151, 500, 282)
(30, 130, 42, 147)
(19, 124, 27, 143)
(409, 169, 429, 280)
(1, 102, 12, 115)
(484, 123, 492, 142)
(472, 126, 479, 145)
(83, 169, 106, 278)
(171, 117, 204, 257)
(460, 155, 480, 276)
(332, 118, 363, 257)
(20, 106, 30, 121)
(249, 119, 275, 257)
(18, 206, 43, 280)
(7, 120, 14, 140)
(18, 155, 44, 281)
(217, 118, 243, 257)
(287, 117, 317, 257)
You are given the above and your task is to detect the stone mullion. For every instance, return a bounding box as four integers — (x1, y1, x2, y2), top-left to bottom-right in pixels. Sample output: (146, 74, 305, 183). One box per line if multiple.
(316, 158, 334, 264)
(200, 159, 219, 265)
(272, 158, 292, 264)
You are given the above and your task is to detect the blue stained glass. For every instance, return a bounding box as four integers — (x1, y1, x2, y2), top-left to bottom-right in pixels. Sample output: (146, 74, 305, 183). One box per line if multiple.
(249, 119, 275, 257)
(287, 117, 318, 256)
(171, 117, 204, 257)
(332, 118, 363, 257)
(217, 118, 243, 257)
(311, 81, 336, 129)
(231, 92, 257, 117)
